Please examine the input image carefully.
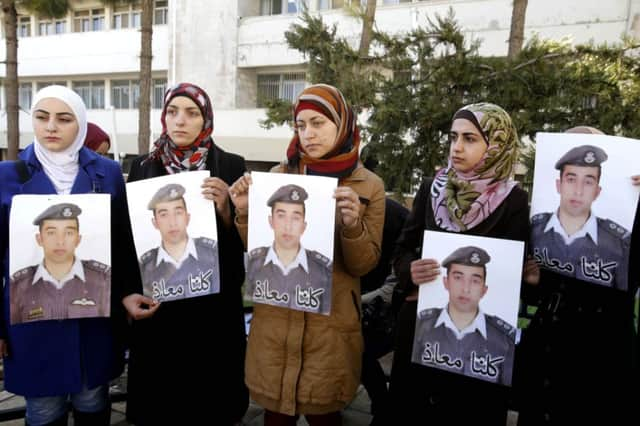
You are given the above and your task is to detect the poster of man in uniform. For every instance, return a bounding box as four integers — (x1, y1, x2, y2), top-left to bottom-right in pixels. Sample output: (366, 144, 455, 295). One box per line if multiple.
(530, 133, 640, 291)
(412, 231, 524, 386)
(246, 172, 336, 315)
(126, 171, 219, 302)
(9, 194, 111, 324)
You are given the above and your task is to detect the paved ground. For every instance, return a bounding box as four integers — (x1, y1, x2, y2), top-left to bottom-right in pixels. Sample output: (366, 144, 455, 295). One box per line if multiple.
(0, 382, 517, 425)
(0, 352, 517, 425)
(0, 385, 373, 425)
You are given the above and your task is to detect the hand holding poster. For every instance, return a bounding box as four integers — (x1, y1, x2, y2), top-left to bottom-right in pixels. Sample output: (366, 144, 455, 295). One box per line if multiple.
(126, 171, 220, 302)
(9, 194, 111, 324)
(411, 231, 523, 387)
(530, 133, 640, 290)
(246, 172, 337, 315)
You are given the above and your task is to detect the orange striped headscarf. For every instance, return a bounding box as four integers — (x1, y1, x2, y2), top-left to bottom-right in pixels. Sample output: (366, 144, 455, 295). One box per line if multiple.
(286, 84, 360, 179)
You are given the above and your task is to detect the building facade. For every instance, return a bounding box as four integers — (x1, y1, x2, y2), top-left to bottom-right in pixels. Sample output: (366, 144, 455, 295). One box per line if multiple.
(1, 0, 639, 164)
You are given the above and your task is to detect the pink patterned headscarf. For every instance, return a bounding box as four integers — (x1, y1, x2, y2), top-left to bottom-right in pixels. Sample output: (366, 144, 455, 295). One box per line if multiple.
(431, 103, 519, 232)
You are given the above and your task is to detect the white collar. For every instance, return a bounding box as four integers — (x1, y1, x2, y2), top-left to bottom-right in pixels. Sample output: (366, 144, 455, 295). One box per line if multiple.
(435, 305, 487, 340)
(265, 245, 308, 276)
(156, 237, 198, 268)
(33, 256, 85, 290)
(545, 210, 598, 245)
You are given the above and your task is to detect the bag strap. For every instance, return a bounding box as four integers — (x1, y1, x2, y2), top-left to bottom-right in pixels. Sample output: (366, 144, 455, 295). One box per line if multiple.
(15, 160, 30, 184)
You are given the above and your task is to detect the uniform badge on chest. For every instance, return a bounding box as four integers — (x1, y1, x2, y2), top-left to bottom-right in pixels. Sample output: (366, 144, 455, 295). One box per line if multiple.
(27, 306, 44, 320)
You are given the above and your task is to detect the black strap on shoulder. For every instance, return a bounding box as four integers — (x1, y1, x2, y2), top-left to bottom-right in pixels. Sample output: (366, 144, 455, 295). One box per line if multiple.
(15, 159, 30, 184)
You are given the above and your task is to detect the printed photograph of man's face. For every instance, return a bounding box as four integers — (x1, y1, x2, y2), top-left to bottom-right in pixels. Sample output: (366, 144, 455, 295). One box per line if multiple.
(267, 184, 309, 265)
(246, 172, 337, 315)
(530, 133, 640, 291)
(412, 231, 523, 386)
(9, 194, 111, 324)
(443, 261, 488, 317)
(37, 212, 82, 268)
(126, 171, 220, 302)
(153, 197, 191, 247)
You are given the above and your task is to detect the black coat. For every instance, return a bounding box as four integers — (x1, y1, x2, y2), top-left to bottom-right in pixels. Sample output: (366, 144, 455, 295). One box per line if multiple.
(516, 203, 639, 424)
(124, 145, 249, 425)
(360, 197, 409, 295)
(388, 178, 530, 425)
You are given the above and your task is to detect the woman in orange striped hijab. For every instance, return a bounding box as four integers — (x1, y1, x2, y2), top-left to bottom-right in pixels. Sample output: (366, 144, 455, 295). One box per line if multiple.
(230, 84, 386, 425)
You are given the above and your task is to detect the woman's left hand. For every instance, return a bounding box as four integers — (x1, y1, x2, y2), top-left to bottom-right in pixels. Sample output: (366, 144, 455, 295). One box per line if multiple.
(523, 255, 540, 286)
(202, 177, 232, 226)
(335, 186, 361, 229)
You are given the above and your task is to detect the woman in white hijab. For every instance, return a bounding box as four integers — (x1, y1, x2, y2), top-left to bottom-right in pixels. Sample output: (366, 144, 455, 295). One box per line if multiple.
(31, 85, 88, 195)
(0, 85, 141, 425)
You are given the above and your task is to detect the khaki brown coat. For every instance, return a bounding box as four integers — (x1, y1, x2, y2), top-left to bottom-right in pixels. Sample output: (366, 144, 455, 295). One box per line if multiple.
(236, 164, 385, 415)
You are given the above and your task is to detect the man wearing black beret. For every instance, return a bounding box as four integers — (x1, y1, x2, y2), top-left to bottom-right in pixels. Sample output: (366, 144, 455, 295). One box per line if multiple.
(412, 246, 515, 386)
(139, 183, 219, 301)
(10, 202, 110, 324)
(247, 184, 332, 314)
(531, 144, 630, 289)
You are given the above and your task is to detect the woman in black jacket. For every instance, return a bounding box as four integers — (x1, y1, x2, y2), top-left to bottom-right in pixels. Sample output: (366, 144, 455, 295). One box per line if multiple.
(515, 126, 638, 425)
(388, 103, 531, 425)
(122, 82, 248, 425)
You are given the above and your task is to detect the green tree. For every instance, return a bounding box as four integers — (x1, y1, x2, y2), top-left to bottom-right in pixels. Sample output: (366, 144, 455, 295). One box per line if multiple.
(367, 12, 487, 190)
(261, 8, 380, 129)
(265, 9, 640, 194)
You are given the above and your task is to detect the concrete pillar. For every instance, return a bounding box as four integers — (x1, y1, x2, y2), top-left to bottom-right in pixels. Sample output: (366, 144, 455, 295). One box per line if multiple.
(170, 0, 239, 109)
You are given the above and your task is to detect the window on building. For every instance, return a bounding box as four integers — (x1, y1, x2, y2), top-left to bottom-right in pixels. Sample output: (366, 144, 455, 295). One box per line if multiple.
(318, 0, 345, 9)
(132, 10, 141, 27)
(74, 10, 89, 32)
(91, 9, 105, 31)
(153, 78, 167, 109)
(154, 0, 168, 25)
(55, 20, 66, 34)
(18, 16, 31, 37)
(73, 81, 105, 109)
(112, 80, 141, 109)
(113, 7, 129, 29)
(287, 0, 308, 13)
(38, 18, 66, 36)
(37, 81, 67, 91)
(257, 73, 306, 107)
(74, 9, 105, 32)
(113, 2, 142, 29)
(18, 83, 32, 111)
(260, 0, 281, 15)
(260, 0, 308, 15)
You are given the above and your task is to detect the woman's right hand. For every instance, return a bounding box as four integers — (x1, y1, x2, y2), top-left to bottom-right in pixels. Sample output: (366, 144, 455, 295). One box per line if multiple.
(122, 293, 161, 320)
(410, 258, 441, 285)
(229, 172, 252, 214)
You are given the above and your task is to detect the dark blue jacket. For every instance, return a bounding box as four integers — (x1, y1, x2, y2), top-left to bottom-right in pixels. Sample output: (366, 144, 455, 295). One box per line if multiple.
(0, 144, 138, 397)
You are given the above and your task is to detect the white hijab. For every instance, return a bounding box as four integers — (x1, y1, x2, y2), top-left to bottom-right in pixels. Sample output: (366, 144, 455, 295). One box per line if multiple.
(31, 85, 88, 195)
